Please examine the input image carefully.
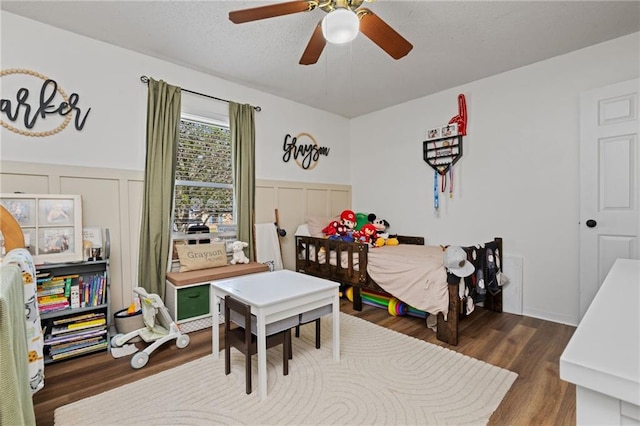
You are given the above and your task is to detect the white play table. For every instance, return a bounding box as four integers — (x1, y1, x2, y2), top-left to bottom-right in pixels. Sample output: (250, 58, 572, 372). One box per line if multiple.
(210, 269, 340, 400)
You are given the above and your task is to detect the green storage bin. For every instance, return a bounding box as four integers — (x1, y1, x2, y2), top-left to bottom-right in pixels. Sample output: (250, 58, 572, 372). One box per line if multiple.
(176, 284, 210, 321)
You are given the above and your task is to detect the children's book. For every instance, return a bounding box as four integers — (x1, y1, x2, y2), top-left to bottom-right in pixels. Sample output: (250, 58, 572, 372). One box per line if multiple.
(82, 227, 103, 260)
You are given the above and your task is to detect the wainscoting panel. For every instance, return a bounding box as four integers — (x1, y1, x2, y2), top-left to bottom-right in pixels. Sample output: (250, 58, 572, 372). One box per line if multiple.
(329, 189, 351, 217)
(255, 186, 277, 224)
(256, 180, 351, 270)
(305, 188, 331, 217)
(0, 163, 349, 311)
(125, 180, 144, 307)
(0, 172, 50, 193)
(0, 161, 144, 311)
(59, 176, 125, 309)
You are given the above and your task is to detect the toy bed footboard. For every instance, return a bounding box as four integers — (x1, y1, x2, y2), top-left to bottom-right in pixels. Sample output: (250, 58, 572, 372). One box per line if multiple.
(295, 235, 503, 346)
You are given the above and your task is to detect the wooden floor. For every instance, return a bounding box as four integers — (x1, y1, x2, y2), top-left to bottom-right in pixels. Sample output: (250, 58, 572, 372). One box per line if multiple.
(33, 299, 576, 425)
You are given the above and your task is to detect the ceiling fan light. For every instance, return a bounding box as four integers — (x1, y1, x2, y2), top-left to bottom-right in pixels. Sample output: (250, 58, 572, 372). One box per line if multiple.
(321, 8, 359, 44)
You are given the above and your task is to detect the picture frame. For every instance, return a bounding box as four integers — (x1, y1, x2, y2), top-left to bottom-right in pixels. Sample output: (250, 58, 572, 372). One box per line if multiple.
(441, 123, 458, 138)
(426, 127, 441, 141)
(82, 227, 103, 261)
(1, 193, 83, 263)
(38, 227, 75, 255)
(39, 198, 75, 226)
(0, 197, 36, 226)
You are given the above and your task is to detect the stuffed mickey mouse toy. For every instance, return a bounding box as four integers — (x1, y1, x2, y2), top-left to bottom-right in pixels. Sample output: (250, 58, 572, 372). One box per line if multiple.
(368, 213, 390, 239)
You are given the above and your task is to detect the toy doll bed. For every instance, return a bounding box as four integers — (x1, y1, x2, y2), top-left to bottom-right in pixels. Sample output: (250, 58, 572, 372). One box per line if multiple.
(295, 231, 503, 346)
(0, 205, 45, 425)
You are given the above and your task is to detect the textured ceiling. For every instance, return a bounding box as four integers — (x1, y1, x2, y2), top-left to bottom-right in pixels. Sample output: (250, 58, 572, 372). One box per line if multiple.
(2, 1, 639, 118)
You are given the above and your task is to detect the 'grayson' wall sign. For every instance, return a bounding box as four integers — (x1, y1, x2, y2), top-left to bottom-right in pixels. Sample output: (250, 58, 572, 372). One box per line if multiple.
(0, 69, 91, 137)
(282, 132, 330, 170)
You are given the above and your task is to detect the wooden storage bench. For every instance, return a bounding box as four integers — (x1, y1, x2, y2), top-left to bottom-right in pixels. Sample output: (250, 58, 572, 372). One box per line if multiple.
(165, 262, 270, 333)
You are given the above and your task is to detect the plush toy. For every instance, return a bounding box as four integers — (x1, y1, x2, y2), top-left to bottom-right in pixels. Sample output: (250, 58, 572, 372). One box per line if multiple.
(355, 223, 377, 246)
(324, 210, 356, 242)
(367, 213, 390, 239)
(355, 212, 368, 231)
(386, 236, 399, 246)
(374, 235, 399, 247)
(229, 241, 250, 264)
(321, 220, 338, 237)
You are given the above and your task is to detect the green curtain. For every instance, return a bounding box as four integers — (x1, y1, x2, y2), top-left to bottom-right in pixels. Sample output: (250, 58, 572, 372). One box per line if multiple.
(229, 102, 256, 261)
(138, 78, 181, 299)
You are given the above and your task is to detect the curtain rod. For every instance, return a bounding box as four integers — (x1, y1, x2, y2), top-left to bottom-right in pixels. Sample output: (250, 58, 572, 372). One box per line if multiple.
(140, 75, 261, 112)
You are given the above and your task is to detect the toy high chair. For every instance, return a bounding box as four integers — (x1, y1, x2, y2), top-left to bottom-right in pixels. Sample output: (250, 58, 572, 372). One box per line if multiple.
(111, 287, 189, 369)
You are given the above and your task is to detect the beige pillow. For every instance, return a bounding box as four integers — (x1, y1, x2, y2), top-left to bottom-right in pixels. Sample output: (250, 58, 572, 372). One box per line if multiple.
(306, 215, 339, 238)
(176, 242, 228, 272)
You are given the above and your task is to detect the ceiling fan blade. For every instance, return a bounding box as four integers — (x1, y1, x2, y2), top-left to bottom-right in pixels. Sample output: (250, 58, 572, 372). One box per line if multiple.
(229, 1, 317, 24)
(358, 8, 413, 60)
(299, 22, 326, 65)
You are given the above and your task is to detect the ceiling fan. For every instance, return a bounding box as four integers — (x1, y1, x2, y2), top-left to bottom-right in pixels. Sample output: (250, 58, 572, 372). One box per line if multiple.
(229, 0, 413, 65)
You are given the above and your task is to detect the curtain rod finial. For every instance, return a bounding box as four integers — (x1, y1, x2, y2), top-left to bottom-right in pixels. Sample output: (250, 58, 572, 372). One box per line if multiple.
(140, 75, 150, 84)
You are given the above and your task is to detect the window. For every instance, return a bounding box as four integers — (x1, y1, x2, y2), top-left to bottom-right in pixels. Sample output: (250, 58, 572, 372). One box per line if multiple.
(173, 115, 235, 240)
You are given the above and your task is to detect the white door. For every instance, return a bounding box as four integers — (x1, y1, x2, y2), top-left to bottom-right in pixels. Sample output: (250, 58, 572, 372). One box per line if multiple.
(580, 79, 640, 319)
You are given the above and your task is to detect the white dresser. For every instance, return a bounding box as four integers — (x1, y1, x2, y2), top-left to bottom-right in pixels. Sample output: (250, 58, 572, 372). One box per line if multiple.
(560, 258, 640, 425)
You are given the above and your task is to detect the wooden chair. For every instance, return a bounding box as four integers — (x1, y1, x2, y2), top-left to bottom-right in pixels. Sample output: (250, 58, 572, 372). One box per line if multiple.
(224, 295, 295, 394)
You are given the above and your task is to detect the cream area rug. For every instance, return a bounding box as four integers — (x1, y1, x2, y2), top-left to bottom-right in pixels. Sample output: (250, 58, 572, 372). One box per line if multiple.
(55, 313, 517, 425)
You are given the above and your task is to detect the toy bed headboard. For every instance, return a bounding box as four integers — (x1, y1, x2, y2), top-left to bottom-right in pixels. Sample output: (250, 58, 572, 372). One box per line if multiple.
(0, 205, 26, 251)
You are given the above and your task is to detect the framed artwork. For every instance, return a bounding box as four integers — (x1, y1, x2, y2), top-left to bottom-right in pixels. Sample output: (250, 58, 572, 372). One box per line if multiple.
(441, 123, 458, 138)
(1, 193, 83, 263)
(82, 227, 103, 261)
(38, 198, 75, 225)
(426, 127, 441, 141)
(0, 197, 36, 226)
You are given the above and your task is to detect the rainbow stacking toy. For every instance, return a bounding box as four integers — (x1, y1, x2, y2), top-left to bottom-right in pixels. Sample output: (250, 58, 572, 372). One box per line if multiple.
(345, 287, 427, 319)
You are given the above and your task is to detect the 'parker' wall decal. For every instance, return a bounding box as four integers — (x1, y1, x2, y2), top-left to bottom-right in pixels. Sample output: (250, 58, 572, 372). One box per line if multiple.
(0, 69, 92, 137)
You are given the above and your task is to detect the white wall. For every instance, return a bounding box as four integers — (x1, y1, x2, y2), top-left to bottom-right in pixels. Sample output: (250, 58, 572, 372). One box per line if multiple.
(350, 33, 640, 326)
(0, 12, 350, 184)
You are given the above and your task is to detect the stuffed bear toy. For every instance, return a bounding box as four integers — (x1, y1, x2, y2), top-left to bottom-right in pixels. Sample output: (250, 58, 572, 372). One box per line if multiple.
(229, 241, 250, 264)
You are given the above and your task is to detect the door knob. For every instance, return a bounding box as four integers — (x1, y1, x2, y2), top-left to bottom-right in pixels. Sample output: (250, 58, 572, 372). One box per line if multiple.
(586, 219, 597, 228)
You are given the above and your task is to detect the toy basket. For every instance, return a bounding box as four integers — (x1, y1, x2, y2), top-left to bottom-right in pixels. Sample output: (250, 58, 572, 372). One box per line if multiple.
(114, 308, 143, 343)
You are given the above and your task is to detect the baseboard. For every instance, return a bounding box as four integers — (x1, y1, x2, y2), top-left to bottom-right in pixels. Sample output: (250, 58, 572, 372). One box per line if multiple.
(522, 307, 578, 327)
(502, 256, 523, 315)
(178, 316, 214, 333)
